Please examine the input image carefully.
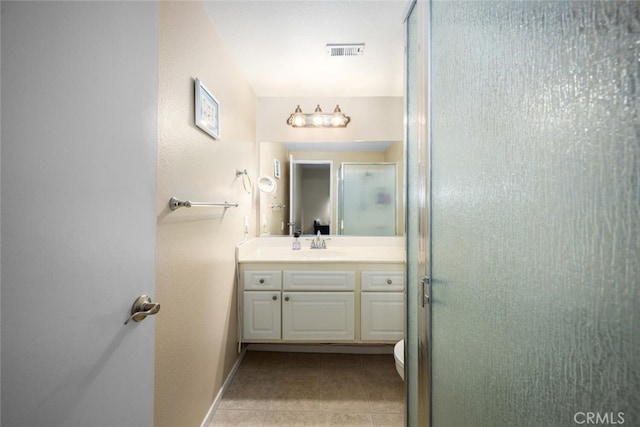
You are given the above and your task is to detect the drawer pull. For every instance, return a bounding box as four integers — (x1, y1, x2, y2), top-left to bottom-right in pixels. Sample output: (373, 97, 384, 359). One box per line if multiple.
(259, 279, 265, 284)
(272, 295, 277, 301)
(387, 279, 393, 285)
(284, 296, 290, 301)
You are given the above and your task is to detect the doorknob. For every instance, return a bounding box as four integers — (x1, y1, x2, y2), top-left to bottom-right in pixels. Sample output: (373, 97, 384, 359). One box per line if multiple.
(124, 295, 160, 325)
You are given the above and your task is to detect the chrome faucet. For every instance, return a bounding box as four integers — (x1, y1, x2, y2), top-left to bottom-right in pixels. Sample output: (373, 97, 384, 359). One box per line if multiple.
(310, 231, 326, 249)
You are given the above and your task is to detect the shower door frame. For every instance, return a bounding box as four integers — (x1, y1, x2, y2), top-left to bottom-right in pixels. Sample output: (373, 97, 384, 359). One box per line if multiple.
(404, 0, 431, 425)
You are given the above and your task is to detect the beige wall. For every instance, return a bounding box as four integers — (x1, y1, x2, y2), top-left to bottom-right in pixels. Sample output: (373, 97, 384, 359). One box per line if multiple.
(291, 151, 385, 163)
(156, 2, 257, 427)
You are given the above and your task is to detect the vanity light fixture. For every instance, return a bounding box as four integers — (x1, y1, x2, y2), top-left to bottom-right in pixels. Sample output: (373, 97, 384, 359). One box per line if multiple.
(286, 104, 351, 128)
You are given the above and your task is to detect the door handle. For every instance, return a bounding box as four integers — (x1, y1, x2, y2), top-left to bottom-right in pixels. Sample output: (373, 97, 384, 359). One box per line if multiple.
(422, 276, 430, 307)
(124, 295, 160, 325)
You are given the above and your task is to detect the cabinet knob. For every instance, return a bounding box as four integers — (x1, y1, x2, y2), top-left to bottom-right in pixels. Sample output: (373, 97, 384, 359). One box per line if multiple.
(284, 296, 290, 301)
(272, 295, 277, 301)
(387, 279, 393, 285)
(259, 279, 265, 284)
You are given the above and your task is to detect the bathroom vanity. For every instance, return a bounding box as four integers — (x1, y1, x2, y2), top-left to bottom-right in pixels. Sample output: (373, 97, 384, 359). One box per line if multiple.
(237, 237, 405, 345)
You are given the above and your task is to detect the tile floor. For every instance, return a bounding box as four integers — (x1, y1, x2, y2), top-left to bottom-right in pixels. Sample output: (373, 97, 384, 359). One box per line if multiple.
(210, 350, 405, 426)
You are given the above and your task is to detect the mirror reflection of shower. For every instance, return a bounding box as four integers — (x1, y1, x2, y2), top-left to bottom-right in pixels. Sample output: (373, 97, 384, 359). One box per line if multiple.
(338, 162, 397, 236)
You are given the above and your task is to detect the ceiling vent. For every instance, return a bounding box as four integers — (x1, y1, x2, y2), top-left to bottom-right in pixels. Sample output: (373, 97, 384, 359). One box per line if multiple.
(326, 43, 365, 57)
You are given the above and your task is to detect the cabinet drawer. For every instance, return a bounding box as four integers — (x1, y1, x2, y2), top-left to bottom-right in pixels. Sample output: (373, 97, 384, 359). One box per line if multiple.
(243, 271, 282, 290)
(361, 271, 405, 291)
(283, 271, 355, 291)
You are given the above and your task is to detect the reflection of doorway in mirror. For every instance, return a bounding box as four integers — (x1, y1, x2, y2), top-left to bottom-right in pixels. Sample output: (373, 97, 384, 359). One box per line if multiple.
(290, 159, 332, 236)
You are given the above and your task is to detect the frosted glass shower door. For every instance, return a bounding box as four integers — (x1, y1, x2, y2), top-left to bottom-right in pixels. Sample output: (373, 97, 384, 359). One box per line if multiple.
(338, 163, 397, 236)
(428, 1, 639, 426)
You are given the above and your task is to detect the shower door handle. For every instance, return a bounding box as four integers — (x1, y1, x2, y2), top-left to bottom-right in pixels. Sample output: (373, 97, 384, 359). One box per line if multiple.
(422, 276, 430, 307)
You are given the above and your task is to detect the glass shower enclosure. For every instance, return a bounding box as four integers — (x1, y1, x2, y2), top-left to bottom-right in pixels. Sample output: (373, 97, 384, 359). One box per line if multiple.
(404, 0, 640, 426)
(337, 162, 397, 236)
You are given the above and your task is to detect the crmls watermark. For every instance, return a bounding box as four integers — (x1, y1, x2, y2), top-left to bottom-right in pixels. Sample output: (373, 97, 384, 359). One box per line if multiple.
(574, 412, 625, 425)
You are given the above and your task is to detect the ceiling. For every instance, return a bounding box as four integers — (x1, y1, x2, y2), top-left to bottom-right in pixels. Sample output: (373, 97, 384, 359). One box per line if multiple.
(202, 0, 408, 98)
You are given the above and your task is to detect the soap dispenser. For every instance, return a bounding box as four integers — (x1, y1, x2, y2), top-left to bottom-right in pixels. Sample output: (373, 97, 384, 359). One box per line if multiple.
(292, 232, 301, 250)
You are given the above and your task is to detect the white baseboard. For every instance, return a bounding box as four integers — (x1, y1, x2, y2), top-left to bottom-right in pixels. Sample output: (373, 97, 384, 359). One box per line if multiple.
(199, 347, 247, 427)
(245, 343, 393, 354)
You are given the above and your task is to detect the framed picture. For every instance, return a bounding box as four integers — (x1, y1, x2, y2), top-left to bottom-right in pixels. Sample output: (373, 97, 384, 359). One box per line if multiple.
(274, 159, 281, 179)
(194, 78, 220, 139)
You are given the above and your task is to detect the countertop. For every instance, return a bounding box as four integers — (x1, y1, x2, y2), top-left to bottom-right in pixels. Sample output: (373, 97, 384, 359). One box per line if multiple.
(237, 236, 405, 264)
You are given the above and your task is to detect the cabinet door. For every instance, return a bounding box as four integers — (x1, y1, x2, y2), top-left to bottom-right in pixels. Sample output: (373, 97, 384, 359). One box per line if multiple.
(361, 292, 405, 341)
(243, 291, 281, 340)
(282, 292, 355, 341)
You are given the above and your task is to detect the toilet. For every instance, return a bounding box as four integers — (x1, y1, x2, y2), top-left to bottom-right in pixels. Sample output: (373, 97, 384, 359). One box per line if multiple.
(394, 339, 405, 380)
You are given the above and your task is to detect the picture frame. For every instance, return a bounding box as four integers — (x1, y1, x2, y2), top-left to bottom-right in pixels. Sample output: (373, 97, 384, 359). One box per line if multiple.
(274, 159, 281, 179)
(194, 78, 220, 139)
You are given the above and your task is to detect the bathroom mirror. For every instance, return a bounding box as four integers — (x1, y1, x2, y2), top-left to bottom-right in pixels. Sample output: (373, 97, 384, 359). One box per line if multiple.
(258, 141, 404, 236)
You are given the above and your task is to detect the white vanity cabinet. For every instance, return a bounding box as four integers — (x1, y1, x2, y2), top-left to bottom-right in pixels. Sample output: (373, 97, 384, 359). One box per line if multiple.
(360, 271, 405, 342)
(239, 261, 405, 344)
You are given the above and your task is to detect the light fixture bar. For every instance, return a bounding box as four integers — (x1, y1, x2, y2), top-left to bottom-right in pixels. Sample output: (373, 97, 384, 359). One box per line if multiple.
(286, 104, 351, 128)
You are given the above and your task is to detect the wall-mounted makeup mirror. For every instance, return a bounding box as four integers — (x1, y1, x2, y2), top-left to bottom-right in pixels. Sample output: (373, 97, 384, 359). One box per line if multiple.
(258, 175, 277, 193)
